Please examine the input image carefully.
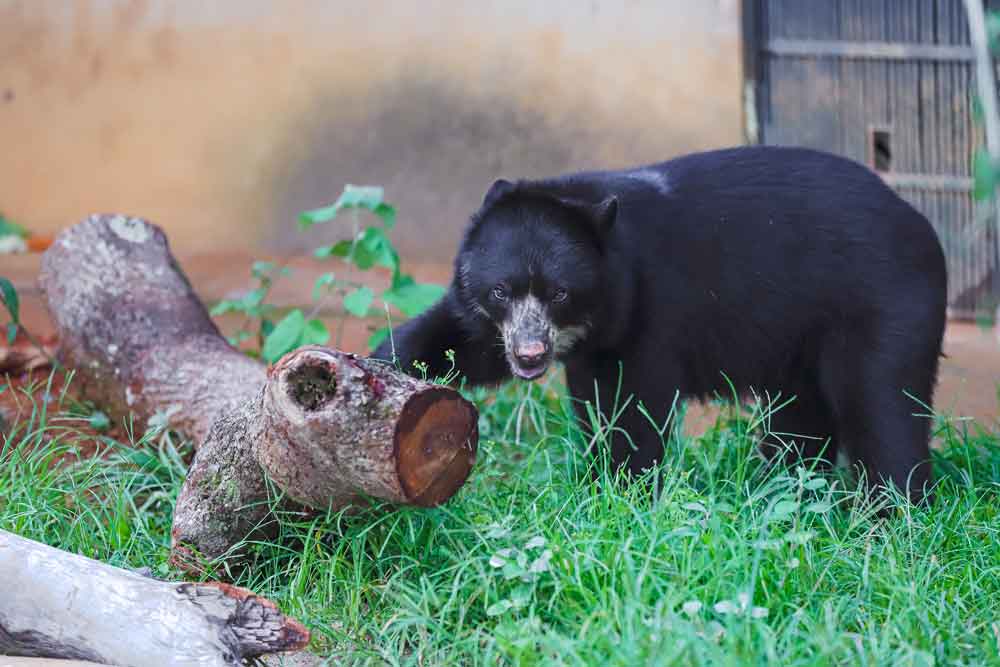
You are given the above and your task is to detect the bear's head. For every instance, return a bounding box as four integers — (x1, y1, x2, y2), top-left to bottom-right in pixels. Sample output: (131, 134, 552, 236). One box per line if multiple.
(455, 178, 618, 380)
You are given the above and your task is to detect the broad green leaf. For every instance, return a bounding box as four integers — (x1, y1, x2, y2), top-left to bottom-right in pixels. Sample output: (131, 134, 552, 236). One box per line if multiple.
(510, 584, 534, 605)
(486, 600, 513, 617)
(803, 477, 827, 490)
(373, 202, 397, 229)
(353, 244, 379, 270)
(359, 227, 398, 271)
(0, 215, 27, 239)
(338, 185, 385, 211)
(299, 204, 339, 229)
(382, 282, 446, 317)
(391, 271, 415, 291)
(262, 310, 306, 363)
(298, 185, 390, 229)
(6, 322, 16, 345)
(524, 536, 546, 550)
(489, 551, 510, 568)
(344, 287, 374, 317)
(210, 288, 269, 317)
(769, 500, 800, 521)
(322, 239, 378, 270)
(0, 277, 19, 322)
(973, 148, 997, 201)
(302, 318, 331, 346)
(804, 501, 833, 514)
(528, 550, 552, 574)
(315, 240, 353, 259)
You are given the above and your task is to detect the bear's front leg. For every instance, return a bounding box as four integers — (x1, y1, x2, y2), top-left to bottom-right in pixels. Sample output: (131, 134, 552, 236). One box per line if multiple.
(564, 353, 682, 478)
(373, 291, 512, 387)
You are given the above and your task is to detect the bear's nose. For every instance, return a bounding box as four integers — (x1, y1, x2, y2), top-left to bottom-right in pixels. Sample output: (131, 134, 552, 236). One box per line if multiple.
(515, 340, 548, 366)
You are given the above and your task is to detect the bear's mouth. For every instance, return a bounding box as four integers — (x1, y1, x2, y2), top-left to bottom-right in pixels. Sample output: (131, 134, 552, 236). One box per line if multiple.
(506, 352, 552, 380)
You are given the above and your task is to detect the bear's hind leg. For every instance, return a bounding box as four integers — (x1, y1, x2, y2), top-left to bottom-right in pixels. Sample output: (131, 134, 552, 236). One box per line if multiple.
(818, 324, 939, 504)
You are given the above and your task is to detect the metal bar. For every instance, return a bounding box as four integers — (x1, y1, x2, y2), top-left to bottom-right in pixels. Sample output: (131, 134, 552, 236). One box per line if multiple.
(880, 172, 974, 192)
(765, 38, 974, 61)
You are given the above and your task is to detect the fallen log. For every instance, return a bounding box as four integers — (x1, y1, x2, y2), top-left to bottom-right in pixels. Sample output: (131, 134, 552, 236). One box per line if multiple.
(36, 214, 478, 570)
(0, 529, 310, 667)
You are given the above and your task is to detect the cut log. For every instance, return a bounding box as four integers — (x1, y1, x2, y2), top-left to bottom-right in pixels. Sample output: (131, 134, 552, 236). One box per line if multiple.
(0, 529, 310, 666)
(171, 345, 479, 571)
(36, 214, 478, 571)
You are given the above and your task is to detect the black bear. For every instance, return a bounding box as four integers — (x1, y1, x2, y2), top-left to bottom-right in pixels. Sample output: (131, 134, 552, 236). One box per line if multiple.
(373, 146, 948, 503)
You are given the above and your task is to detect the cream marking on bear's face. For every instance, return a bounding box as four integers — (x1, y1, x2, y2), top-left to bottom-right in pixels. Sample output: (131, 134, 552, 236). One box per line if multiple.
(501, 296, 548, 352)
(500, 295, 551, 379)
(552, 323, 590, 356)
(498, 296, 592, 377)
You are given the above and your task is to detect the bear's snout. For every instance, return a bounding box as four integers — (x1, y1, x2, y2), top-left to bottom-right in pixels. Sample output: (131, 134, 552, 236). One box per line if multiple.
(514, 339, 548, 366)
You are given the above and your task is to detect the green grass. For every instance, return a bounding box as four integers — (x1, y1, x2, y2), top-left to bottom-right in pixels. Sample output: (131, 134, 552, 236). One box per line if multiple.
(3, 373, 1000, 666)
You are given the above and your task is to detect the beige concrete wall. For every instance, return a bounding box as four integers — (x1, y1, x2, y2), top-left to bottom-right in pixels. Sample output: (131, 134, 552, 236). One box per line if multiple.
(0, 0, 743, 262)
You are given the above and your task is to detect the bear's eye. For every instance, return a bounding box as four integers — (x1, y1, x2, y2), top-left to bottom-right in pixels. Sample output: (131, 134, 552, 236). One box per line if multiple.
(491, 285, 508, 301)
(552, 288, 568, 303)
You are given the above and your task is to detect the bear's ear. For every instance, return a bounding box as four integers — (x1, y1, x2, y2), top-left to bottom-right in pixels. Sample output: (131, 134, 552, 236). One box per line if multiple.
(588, 195, 619, 234)
(556, 194, 619, 236)
(482, 179, 516, 210)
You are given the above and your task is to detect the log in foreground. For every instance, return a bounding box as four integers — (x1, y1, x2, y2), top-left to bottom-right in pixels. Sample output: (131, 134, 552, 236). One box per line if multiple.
(37, 214, 479, 570)
(0, 529, 310, 667)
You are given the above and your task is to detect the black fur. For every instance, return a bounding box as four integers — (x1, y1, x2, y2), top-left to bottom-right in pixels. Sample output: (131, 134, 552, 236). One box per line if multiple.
(373, 146, 948, 502)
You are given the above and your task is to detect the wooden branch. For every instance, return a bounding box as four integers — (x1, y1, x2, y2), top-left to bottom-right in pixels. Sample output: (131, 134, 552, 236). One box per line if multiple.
(0, 529, 309, 666)
(36, 214, 478, 571)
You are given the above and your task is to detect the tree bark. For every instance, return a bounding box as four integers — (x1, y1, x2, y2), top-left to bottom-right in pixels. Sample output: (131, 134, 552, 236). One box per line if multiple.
(0, 530, 310, 667)
(36, 214, 478, 571)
